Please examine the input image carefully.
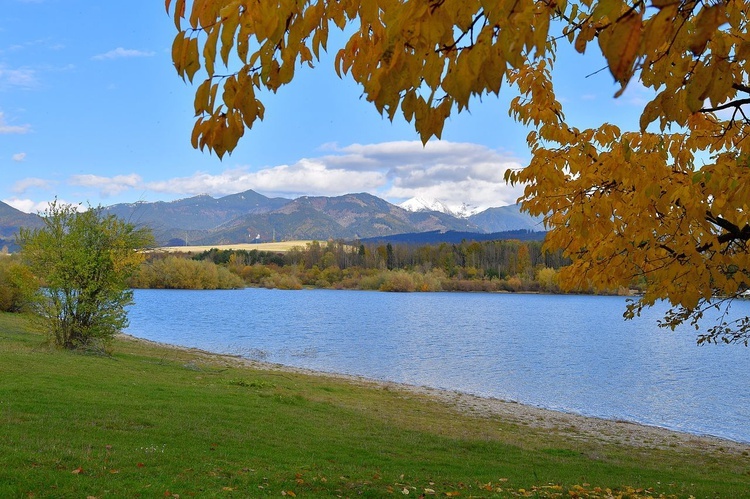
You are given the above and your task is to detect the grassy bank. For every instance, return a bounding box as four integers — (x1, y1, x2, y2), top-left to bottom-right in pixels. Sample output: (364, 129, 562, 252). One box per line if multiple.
(1, 313, 749, 498)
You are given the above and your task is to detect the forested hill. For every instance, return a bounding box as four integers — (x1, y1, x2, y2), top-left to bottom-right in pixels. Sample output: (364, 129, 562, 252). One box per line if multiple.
(358, 229, 546, 245)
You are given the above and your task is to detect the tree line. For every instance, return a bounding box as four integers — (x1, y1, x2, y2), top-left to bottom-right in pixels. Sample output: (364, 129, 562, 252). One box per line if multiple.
(140, 238, 585, 293)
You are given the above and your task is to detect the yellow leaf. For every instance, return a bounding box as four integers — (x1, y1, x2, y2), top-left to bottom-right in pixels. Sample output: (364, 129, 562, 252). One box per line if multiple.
(186, 37, 201, 82)
(172, 0, 185, 29)
(193, 79, 211, 115)
(171, 32, 186, 75)
(598, 10, 643, 85)
(684, 66, 711, 113)
(401, 90, 417, 122)
(689, 4, 727, 56)
(591, 0, 623, 24)
(203, 27, 219, 77)
(220, 8, 240, 66)
(574, 22, 596, 54)
(643, 4, 677, 56)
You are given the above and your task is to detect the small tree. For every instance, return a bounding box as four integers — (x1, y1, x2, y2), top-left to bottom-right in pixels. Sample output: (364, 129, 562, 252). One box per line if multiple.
(18, 201, 153, 350)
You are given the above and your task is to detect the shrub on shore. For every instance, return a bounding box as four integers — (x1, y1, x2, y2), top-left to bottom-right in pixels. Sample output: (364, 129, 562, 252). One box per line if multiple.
(131, 256, 244, 290)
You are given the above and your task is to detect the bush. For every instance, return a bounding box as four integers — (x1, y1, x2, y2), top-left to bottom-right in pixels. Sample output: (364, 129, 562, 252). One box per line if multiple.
(379, 270, 417, 292)
(441, 279, 499, 292)
(536, 267, 560, 293)
(0, 256, 37, 312)
(239, 264, 272, 284)
(260, 273, 302, 290)
(131, 256, 245, 290)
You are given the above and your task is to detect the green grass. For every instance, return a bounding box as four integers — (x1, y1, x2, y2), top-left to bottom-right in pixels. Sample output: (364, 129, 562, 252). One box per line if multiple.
(1, 312, 749, 498)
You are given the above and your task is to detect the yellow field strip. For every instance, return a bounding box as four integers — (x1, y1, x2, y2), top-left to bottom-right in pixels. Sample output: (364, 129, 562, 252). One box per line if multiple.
(155, 240, 315, 253)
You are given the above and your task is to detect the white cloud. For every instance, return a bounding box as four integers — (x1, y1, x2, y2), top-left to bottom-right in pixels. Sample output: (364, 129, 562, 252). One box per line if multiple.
(69, 173, 142, 197)
(92, 47, 155, 61)
(145, 141, 524, 210)
(2, 198, 56, 214)
(12, 152, 26, 161)
(0, 65, 37, 89)
(146, 161, 386, 198)
(0, 112, 31, 134)
(12, 177, 52, 193)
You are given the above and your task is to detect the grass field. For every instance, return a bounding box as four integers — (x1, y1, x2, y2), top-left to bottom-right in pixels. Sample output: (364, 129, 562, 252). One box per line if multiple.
(156, 240, 315, 254)
(2, 312, 750, 498)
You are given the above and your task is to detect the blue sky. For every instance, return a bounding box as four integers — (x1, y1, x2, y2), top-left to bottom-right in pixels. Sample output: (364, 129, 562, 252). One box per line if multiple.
(1, 0, 649, 214)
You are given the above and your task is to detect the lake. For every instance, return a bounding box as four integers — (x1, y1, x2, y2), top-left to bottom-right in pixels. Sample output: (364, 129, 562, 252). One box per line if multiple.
(125, 288, 750, 443)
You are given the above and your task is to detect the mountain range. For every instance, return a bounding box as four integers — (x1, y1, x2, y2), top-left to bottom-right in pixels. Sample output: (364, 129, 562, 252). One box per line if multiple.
(0, 202, 44, 252)
(0, 190, 543, 249)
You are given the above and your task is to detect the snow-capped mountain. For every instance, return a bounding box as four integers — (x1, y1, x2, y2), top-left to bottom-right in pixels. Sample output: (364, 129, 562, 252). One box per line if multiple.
(452, 202, 481, 218)
(399, 197, 457, 216)
(399, 197, 481, 219)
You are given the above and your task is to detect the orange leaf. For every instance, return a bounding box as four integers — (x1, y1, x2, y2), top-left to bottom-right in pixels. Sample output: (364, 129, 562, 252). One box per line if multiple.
(71, 467, 84, 475)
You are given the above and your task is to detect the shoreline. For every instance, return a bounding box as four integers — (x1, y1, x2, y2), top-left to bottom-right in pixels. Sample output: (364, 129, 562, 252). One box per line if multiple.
(119, 333, 750, 456)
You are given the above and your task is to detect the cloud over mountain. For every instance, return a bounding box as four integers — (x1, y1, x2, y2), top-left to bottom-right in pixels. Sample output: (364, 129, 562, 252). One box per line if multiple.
(9, 141, 526, 213)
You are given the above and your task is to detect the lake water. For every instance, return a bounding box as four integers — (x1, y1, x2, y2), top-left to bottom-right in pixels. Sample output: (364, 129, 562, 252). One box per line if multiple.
(125, 288, 750, 443)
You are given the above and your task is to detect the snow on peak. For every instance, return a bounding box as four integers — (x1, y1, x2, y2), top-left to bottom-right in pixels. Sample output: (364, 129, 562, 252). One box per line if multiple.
(398, 197, 458, 216)
(452, 202, 481, 218)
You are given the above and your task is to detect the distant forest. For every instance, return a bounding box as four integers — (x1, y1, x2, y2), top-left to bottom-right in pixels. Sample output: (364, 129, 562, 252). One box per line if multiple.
(127, 237, 628, 295)
(357, 229, 546, 245)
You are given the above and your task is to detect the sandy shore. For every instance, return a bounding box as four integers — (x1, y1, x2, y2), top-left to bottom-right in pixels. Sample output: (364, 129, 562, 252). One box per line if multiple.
(120, 333, 750, 456)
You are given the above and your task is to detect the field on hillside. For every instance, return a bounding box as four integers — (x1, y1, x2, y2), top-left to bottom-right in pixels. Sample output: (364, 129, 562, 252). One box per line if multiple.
(157, 240, 315, 253)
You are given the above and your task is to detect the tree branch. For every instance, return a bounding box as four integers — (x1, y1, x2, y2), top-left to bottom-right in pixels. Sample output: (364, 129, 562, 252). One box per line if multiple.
(696, 211, 750, 253)
(699, 97, 750, 113)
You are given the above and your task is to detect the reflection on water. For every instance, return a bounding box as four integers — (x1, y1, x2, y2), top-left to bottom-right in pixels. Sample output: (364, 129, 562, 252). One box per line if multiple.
(126, 288, 750, 443)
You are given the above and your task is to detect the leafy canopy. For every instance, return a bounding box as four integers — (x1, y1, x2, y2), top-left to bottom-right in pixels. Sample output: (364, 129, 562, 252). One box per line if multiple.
(19, 202, 153, 350)
(167, 0, 750, 344)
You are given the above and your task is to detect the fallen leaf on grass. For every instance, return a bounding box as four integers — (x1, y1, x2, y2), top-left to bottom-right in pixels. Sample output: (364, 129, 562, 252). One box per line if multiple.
(71, 467, 84, 475)
(281, 491, 296, 497)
